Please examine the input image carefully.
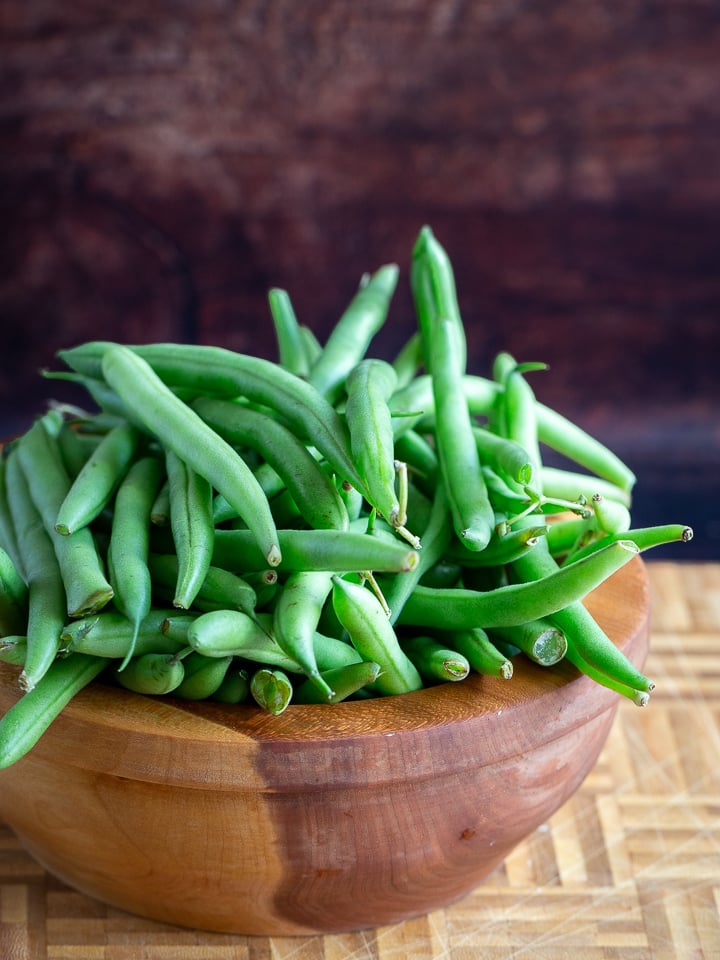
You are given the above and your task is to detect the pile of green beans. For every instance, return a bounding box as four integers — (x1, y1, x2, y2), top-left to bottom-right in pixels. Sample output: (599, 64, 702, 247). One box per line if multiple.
(0, 226, 693, 769)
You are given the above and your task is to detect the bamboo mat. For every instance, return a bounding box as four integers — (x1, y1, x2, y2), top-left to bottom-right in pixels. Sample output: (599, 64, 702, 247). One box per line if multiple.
(1, 561, 718, 960)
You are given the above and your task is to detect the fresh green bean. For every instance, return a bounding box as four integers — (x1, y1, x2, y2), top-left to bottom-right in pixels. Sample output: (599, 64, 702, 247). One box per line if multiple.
(4, 450, 70, 691)
(268, 287, 310, 378)
(540, 466, 632, 510)
(250, 668, 293, 714)
(108, 455, 164, 668)
(511, 536, 653, 693)
(171, 652, 234, 700)
(445, 523, 548, 568)
(534, 403, 637, 493)
(344, 359, 402, 528)
(562, 523, 693, 566)
(400, 634, 470, 682)
(13, 416, 114, 617)
(444, 627, 514, 679)
(99, 344, 282, 567)
(191, 396, 348, 531)
(498, 367, 543, 489)
(0, 638, 27, 667)
(55, 421, 140, 535)
(590, 493, 632, 534)
(396, 539, 639, 630)
(307, 264, 399, 402)
(411, 225, 467, 371)
(429, 318, 495, 550)
(62, 609, 191, 658)
(211, 528, 419, 575)
(164, 449, 215, 609)
(210, 667, 250, 704)
(150, 480, 171, 526)
(114, 653, 185, 696)
(55, 423, 101, 479)
(331, 576, 423, 696)
(391, 331, 423, 389)
(273, 571, 335, 699)
(187, 610, 302, 670)
(0, 544, 28, 635)
(0, 653, 108, 768)
(293, 660, 382, 704)
(488, 618, 568, 667)
(472, 427, 535, 492)
(563, 644, 651, 706)
(384, 478, 453, 626)
(0, 457, 25, 579)
(148, 554, 257, 618)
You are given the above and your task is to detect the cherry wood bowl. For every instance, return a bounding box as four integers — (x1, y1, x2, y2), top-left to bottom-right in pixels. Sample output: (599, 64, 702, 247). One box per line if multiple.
(0, 557, 650, 935)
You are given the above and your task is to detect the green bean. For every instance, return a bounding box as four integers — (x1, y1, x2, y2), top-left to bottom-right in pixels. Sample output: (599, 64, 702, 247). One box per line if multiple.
(212, 527, 419, 575)
(299, 324, 323, 367)
(0, 457, 25, 579)
(55, 422, 140, 535)
(418, 560, 463, 589)
(0, 543, 28, 635)
(400, 635, 471, 682)
(148, 554, 257, 618)
(210, 667, 250, 704)
(187, 610, 302, 670)
(108, 455, 164, 668)
(171, 652, 234, 700)
(472, 427, 535, 492)
(511, 536, 653, 693)
(396, 539, 639, 631)
(489, 618, 568, 667)
(590, 493, 632, 534)
(312, 630, 364, 671)
(293, 660, 382, 704)
(534, 403, 636, 493)
(393, 430, 439, 493)
(0, 638, 27, 666)
(98, 344, 282, 567)
(114, 653, 185, 696)
(344, 359, 402, 527)
(191, 397, 348, 531)
(444, 627, 513, 680)
(268, 287, 310, 378)
(384, 478, 453, 626)
(250, 667, 294, 714)
(62, 609, 191, 658)
(445, 523, 548, 568)
(562, 644, 651, 706)
(411, 225, 466, 371)
(391, 331, 423, 389)
(55, 423, 101, 479)
(545, 516, 595, 558)
(150, 480, 171, 526)
(331, 576, 423, 696)
(562, 523, 693, 566)
(497, 368, 543, 489)
(307, 264, 399, 402)
(541, 466, 632, 510)
(428, 318, 495, 550)
(13, 416, 114, 617)
(273, 571, 335, 699)
(164, 449, 215, 609)
(0, 653, 108, 768)
(4, 450, 69, 691)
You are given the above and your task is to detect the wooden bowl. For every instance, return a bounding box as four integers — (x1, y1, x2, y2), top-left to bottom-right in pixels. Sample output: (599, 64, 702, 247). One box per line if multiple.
(0, 557, 650, 936)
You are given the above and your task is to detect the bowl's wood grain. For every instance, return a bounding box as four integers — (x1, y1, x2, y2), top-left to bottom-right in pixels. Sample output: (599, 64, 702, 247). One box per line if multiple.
(0, 557, 650, 935)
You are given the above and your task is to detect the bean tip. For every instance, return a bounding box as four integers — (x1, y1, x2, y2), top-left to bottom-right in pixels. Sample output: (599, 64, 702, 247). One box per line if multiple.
(266, 544, 282, 568)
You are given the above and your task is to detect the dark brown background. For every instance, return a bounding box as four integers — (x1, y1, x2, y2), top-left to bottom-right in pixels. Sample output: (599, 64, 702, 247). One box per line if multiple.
(1, 1, 718, 556)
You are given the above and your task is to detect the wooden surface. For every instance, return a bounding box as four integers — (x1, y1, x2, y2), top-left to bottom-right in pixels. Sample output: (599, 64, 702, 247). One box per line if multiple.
(1, 559, 718, 957)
